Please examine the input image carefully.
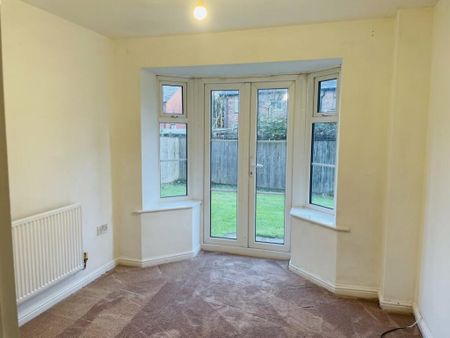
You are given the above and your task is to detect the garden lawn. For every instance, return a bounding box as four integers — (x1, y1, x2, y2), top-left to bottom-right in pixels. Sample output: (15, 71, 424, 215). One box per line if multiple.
(211, 189, 285, 239)
(162, 183, 333, 239)
(161, 182, 187, 198)
(311, 194, 335, 209)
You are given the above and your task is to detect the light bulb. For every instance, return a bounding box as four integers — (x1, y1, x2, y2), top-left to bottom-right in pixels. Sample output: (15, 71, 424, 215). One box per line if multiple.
(193, 3, 207, 20)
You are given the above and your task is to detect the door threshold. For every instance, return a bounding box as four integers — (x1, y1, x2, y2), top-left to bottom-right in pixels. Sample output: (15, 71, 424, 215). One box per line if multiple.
(201, 244, 290, 260)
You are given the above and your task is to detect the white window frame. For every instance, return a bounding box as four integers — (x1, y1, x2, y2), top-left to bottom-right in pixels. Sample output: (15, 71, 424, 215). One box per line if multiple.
(314, 74, 339, 117)
(160, 80, 188, 119)
(306, 69, 340, 214)
(158, 76, 191, 200)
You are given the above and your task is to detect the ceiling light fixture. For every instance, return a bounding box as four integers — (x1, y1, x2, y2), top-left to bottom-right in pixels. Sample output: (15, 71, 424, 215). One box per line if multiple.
(193, 1, 207, 21)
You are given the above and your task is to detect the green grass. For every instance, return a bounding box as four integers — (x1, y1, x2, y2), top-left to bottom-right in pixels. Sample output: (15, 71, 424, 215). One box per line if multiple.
(211, 190, 238, 238)
(255, 192, 285, 239)
(162, 183, 333, 239)
(210, 186, 285, 240)
(161, 181, 187, 198)
(311, 194, 334, 209)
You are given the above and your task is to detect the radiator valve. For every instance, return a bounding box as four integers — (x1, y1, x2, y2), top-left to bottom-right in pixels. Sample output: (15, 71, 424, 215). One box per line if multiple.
(83, 252, 88, 270)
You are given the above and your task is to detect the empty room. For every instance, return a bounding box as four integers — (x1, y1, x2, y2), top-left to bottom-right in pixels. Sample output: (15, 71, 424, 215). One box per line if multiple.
(0, 0, 449, 337)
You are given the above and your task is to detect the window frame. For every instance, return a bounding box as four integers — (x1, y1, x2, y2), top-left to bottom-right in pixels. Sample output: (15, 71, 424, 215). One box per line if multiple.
(159, 80, 188, 119)
(306, 69, 340, 213)
(313, 73, 339, 117)
(158, 77, 190, 200)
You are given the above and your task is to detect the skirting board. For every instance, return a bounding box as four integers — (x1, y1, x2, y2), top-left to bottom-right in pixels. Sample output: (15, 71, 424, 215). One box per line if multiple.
(202, 244, 291, 260)
(288, 261, 378, 300)
(378, 292, 413, 313)
(413, 304, 432, 338)
(18, 259, 117, 326)
(118, 247, 201, 268)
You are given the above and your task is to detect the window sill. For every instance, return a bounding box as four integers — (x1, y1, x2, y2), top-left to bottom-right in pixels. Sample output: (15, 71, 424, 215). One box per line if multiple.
(290, 207, 350, 232)
(134, 200, 202, 214)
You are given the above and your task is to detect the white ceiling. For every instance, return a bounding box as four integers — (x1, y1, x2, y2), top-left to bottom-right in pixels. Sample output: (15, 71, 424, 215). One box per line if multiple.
(23, 0, 438, 38)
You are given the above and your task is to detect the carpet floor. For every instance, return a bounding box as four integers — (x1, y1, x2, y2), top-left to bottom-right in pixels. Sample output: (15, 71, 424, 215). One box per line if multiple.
(21, 252, 421, 338)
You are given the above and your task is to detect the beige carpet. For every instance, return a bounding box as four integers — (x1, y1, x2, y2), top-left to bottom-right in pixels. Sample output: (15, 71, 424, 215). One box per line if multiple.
(21, 252, 421, 337)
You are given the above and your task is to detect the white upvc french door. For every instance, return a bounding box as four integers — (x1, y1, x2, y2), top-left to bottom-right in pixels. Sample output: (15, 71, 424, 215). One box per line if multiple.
(203, 83, 250, 248)
(248, 81, 294, 252)
(204, 80, 294, 253)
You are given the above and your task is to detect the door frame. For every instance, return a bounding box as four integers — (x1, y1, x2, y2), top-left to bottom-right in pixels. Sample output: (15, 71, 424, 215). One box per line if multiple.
(202, 77, 296, 254)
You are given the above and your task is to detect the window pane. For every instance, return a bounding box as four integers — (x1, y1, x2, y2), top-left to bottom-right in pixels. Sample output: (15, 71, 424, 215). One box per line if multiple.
(310, 122, 337, 209)
(162, 85, 183, 115)
(160, 123, 187, 197)
(210, 90, 239, 240)
(255, 88, 288, 245)
(318, 79, 337, 113)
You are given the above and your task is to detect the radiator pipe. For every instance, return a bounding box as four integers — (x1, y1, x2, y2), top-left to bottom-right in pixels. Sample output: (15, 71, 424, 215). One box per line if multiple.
(83, 252, 88, 270)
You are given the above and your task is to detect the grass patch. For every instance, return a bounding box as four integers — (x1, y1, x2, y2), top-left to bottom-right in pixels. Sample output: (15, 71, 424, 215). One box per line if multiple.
(161, 181, 187, 198)
(255, 193, 285, 239)
(311, 194, 334, 209)
(211, 190, 238, 238)
(210, 185, 285, 240)
(162, 183, 333, 239)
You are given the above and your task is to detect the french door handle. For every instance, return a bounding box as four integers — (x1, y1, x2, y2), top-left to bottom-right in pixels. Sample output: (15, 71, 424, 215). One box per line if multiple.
(250, 163, 264, 176)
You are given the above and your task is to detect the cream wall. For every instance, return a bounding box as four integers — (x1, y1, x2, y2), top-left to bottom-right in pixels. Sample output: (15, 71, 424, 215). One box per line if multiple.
(290, 219, 337, 286)
(113, 18, 395, 289)
(417, 0, 450, 336)
(1, 0, 115, 323)
(0, 8, 19, 336)
(140, 206, 201, 262)
(380, 8, 432, 309)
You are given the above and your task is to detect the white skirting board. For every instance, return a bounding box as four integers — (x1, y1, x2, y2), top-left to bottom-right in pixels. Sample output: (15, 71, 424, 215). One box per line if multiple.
(288, 262, 379, 299)
(288, 261, 437, 331)
(378, 293, 413, 313)
(413, 304, 433, 338)
(18, 259, 117, 326)
(289, 265, 430, 336)
(117, 246, 201, 268)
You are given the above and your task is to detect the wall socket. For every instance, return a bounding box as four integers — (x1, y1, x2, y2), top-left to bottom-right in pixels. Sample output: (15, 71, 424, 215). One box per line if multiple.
(96, 224, 108, 236)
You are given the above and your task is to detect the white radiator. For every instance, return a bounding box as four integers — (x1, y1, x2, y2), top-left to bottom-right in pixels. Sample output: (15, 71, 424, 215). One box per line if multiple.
(12, 204, 83, 304)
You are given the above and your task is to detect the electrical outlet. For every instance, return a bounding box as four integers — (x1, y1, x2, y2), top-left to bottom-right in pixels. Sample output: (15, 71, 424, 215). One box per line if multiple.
(96, 224, 108, 236)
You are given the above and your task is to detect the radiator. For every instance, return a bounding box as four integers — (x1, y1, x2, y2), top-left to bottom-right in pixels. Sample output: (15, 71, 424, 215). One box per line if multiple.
(12, 204, 83, 304)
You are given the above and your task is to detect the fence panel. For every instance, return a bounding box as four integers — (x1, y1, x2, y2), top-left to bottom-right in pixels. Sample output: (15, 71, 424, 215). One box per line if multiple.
(161, 137, 336, 193)
(211, 139, 238, 186)
(311, 140, 336, 194)
(160, 137, 187, 184)
(255, 140, 286, 190)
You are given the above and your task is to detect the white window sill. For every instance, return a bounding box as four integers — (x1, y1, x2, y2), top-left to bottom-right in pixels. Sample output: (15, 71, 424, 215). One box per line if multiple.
(290, 207, 350, 232)
(134, 200, 202, 214)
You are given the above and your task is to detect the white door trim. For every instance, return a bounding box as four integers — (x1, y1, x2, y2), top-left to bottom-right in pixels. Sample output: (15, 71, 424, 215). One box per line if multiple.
(248, 81, 295, 253)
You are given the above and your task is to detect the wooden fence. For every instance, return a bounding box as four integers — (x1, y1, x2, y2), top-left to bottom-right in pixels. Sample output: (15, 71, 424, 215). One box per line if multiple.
(311, 138, 336, 195)
(160, 137, 187, 184)
(211, 140, 287, 190)
(161, 137, 336, 193)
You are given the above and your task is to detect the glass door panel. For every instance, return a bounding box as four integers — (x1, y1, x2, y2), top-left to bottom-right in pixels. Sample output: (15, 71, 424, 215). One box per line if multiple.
(254, 88, 288, 245)
(210, 90, 240, 240)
